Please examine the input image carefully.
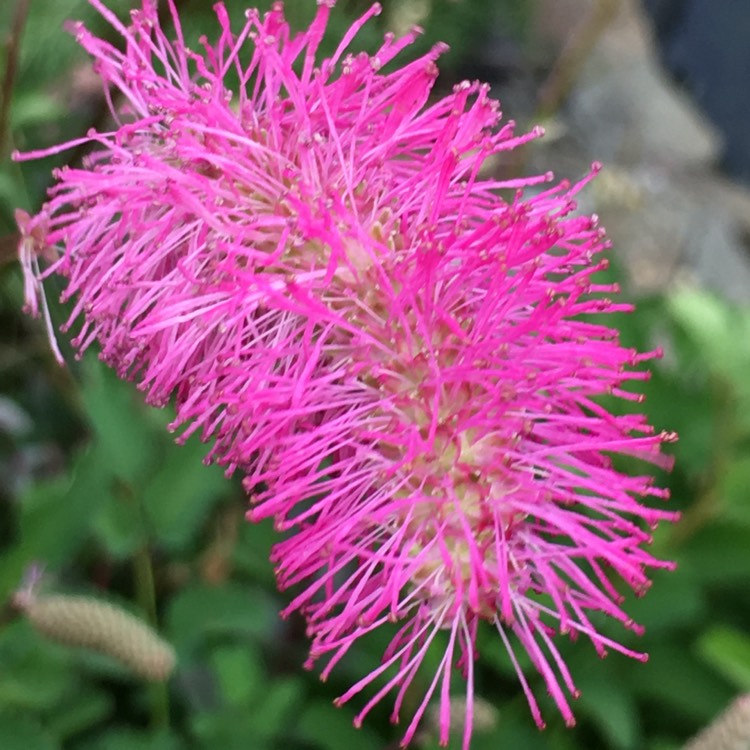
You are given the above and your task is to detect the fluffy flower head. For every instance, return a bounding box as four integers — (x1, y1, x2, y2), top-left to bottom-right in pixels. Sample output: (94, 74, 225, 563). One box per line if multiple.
(16, 1, 679, 747)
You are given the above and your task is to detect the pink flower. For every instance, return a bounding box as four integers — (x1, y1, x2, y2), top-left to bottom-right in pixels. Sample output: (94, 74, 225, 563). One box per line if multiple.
(16, 1, 679, 747)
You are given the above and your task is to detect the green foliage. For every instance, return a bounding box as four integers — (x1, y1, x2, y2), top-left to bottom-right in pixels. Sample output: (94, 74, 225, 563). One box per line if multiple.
(2, 1, 750, 750)
(166, 582, 277, 652)
(0, 713, 60, 750)
(697, 626, 750, 691)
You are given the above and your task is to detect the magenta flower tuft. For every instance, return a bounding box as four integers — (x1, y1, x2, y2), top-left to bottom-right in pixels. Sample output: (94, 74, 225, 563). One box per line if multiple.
(16, 1, 679, 747)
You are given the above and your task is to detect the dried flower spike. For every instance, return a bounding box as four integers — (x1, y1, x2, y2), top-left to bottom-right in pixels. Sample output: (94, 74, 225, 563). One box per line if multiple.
(17, 593, 175, 682)
(16, 1, 678, 746)
(683, 695, 750, 750)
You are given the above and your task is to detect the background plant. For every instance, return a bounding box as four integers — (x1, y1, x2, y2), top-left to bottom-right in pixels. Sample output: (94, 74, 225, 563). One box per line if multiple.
(2, 2, 749, 749)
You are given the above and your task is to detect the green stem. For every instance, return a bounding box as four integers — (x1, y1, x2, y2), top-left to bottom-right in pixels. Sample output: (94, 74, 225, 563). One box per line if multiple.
(133, 543, 158, 635)
(127, 483, 170, 731)
(0, 0, 31, 158)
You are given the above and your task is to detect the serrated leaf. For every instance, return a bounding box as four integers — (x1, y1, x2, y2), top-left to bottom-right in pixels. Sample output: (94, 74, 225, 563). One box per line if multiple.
(697, 626, 750, 691)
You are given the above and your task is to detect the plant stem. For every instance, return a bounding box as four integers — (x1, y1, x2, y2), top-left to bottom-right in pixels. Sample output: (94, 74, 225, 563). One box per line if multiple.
(129, 487, 170, 731)
(0, 0, 31, 158)
(536, 0, 618, 119)
(498, 0, 617, 181)
(134, 543, 158, 632)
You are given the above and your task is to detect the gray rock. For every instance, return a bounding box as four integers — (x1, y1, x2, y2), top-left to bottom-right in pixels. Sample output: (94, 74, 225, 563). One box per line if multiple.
(527, 0, 750, 302)
(568, 0, 721, 168)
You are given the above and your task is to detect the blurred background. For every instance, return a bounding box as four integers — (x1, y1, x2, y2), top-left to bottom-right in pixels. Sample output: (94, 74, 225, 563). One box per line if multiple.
(1, 1, 750, 748)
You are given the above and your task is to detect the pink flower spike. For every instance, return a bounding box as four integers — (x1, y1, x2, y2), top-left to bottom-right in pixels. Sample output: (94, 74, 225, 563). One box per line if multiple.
(16, 2, 679, 747)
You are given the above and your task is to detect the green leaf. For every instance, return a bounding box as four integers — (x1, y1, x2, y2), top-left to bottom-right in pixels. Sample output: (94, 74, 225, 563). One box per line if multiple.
(697, 626, 750, 690)
(0, 172, 25, 212)
(190, 713, 270, 750)
(297, 700, 381, 750)
(92, 487, 145, 559)
(210, 644, 264, 708)
(466, 710, 576, 750)
(649, 740, 682, 750)
(627, 639, 733, 721)
(45, 686, 112, 741)
(0, 445, 112, 597)
(575, 667, 641, 749)
(166, 582, 278, 652)
(0, 712, 60, 750)
(78, 357, 159, 483)
(623, 568, 704, 635)
(666, 289, 733, 371)
(11, 93, 67, 129)
(75, 728, 181, 750)
(639, 370, 714, 478)
(232, 517, 278, 586)
(141, 433, 228, 553)
(666, 288, 750, 393)
(0, 621, 73, 712)
(251, 677, 303, 738)
(719, 455, 750, 526)
(681, 523, 750, 584)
